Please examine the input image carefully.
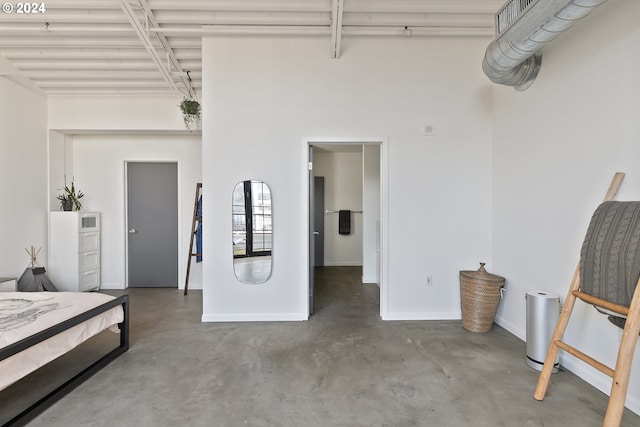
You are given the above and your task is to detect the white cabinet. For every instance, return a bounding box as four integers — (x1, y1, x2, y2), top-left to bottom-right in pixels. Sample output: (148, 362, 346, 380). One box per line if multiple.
(49, 212, 101, 292)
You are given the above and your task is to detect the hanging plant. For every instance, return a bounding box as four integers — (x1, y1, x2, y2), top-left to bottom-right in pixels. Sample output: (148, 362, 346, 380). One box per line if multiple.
(179, 97, 201, 131)
(179, 71, 201, 131)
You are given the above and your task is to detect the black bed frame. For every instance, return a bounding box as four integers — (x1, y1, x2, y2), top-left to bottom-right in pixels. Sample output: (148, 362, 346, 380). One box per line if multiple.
(0, 294, 129, 426)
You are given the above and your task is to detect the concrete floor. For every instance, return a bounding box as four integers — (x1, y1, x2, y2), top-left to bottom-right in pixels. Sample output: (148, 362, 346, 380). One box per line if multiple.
(5, 266, 640, 426)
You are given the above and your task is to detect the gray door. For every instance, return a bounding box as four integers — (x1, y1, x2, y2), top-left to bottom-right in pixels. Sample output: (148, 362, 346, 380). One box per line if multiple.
(314, 176, 325, 267)
(127, 162, 178, 287)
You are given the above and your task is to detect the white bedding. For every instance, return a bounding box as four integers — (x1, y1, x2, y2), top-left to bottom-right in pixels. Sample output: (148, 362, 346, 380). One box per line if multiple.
(0, 292, 124, 391)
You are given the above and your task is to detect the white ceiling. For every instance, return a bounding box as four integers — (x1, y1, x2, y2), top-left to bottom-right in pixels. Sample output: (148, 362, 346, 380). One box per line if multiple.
(0, 0, 505, 96)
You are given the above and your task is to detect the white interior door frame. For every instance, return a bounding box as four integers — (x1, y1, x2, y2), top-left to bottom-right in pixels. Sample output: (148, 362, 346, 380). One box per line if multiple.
(303, 137, 389, 319)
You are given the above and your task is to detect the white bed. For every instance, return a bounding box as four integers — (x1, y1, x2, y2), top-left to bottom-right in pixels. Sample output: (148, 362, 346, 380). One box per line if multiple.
(0, 291, 128, 424)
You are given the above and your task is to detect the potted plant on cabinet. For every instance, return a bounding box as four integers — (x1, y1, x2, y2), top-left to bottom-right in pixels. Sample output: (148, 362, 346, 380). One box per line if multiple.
(56, 180, 84, 211)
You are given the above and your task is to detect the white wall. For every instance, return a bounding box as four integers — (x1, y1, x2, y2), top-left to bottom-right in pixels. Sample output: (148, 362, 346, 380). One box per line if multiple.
(70, 135, 202, 290)
(48, 95, 187, 131)
(47, 96, 203, 290)
(491, 0, 640, 413)
(202, 35, 493, 321)
(314, 150, 363, 267)
(363, 145, 381, 284)
(48, 131, 64, 211)
(0, 78, 47, 278)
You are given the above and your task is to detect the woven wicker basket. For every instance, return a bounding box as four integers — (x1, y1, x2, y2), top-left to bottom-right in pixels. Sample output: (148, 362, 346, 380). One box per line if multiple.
(460, 263, 505, 333)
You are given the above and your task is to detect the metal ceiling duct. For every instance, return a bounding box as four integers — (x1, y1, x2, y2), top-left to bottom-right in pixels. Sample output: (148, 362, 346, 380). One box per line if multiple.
(483, 0, 608, 91)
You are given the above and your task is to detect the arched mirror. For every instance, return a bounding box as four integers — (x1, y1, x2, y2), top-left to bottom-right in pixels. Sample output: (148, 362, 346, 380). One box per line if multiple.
(232, 180, 272, 284)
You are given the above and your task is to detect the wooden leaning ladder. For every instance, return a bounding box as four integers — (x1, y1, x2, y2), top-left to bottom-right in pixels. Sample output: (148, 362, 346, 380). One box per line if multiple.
(534, 172, 640, 427)
(184, 182, 202, 295)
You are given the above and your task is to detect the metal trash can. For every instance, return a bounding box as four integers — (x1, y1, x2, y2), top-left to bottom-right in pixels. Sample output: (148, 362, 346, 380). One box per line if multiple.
(526, 291, 560, 373)
(459, 263, 505, 333)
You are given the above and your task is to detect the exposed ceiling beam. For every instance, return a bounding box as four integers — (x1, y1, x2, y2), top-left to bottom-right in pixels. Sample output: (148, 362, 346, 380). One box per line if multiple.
(11, 60, 159, 70)
(36, 80, 173, 88)
(36, 1, 122, 9)
(119, 0, 180, 94)
(1, 48, 156, 59)
(0, 0, 505, 96)
(44, 89, 186, 95)
(330, 0, 344, 59)
(173, 24, 492, 38)
(344, 1, 501, 14)
(345, 26, 493, 37)
(0, 25, 136, 37)
(153, 12, 330, 26)
(174, 25, 328, 36)
(0, 12, 128, 24)
(149, 1, 330, 13)
(344, 13, 492, 27)
(0, 37, 159, 48)
(136, 0, 193, 97)
(26, 71, 169, 79)
(24, 69, 202, 78)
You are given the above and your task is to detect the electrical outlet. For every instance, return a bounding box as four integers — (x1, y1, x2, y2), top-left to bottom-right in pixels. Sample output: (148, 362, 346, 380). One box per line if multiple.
(426, 275, 433, 286)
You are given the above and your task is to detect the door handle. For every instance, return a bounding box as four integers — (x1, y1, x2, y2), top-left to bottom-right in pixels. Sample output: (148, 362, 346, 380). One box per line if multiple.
(313, 231, 319, 235)
(128, 228, 137, 234)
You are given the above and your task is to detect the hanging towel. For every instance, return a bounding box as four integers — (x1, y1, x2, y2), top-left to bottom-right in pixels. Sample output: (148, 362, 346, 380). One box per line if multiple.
(339, 210, 351, 235)
(196, 195, 203, 262)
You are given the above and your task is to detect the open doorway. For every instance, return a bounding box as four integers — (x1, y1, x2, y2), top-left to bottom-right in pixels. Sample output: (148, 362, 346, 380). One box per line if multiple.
(307, 139, 385, 317)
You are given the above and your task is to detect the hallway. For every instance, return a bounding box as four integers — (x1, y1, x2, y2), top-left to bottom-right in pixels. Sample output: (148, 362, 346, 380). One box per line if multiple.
(312, 266, 380, 323)
(4, 267, 640, 426)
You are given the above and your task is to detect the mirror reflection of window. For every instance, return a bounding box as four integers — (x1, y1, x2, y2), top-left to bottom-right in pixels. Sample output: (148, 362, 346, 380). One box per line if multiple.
(232, 180, 272, 284)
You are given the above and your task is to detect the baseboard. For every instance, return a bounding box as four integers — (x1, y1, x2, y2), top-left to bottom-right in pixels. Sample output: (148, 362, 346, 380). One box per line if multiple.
(493, 316, 640, 416)
(382, 311, 460, 321)
(98, 283, 126, 290)
(494, 315, 525, 341)
(321, 262, 362, 267)
(201, 312, 307, 322)
(559, 355, 640, 416)
(362, 275, 378, 284)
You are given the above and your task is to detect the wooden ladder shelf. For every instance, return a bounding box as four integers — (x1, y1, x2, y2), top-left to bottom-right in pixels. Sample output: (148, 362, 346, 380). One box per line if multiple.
(533, 172, 640, 427)
(184, 182, 202, 295)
